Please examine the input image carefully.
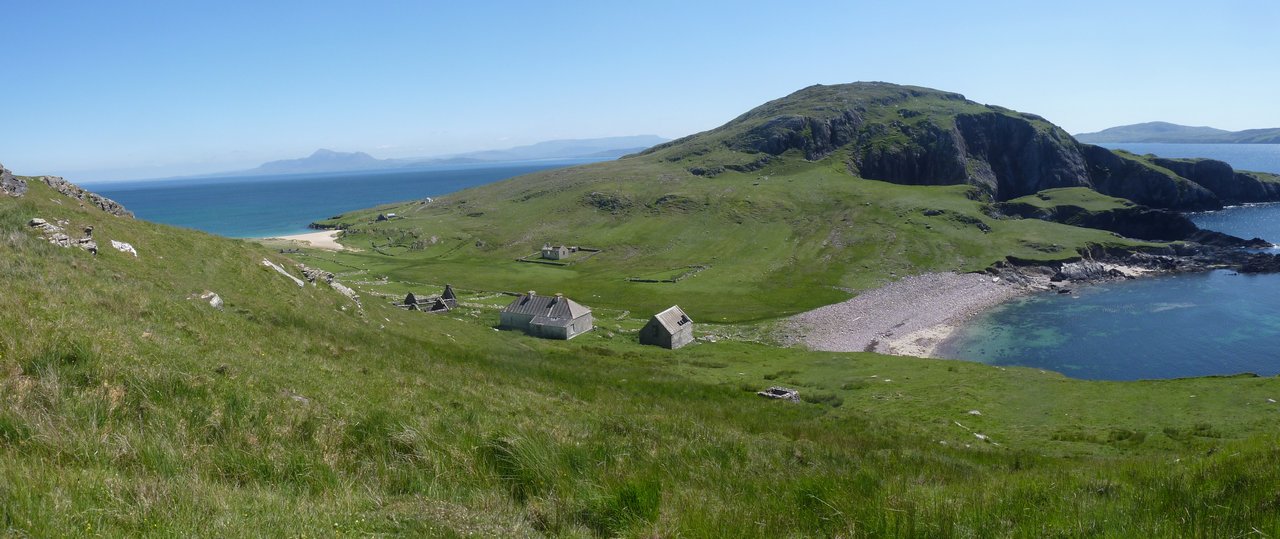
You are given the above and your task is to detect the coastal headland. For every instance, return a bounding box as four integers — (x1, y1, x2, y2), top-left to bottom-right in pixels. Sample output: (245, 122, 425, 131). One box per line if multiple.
(8, 82, 1280, 535)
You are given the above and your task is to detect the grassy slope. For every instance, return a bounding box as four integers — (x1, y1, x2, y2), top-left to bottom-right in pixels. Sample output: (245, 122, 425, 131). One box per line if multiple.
(1004, 187, 1136, 212)
(312, 156, 1146, 324)
(6, 178, 1280, 536)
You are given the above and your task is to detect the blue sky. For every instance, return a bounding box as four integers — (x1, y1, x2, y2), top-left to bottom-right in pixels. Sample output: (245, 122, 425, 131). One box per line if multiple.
(3, 0, 1277, 181)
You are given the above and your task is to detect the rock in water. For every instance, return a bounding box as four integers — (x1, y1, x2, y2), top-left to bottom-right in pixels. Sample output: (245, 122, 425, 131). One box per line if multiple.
(0, 163, 27, 197)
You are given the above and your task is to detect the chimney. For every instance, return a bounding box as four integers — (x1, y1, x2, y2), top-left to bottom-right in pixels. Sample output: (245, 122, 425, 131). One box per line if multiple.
(527, 290, 536, 296)
(555, 293, 563, 298)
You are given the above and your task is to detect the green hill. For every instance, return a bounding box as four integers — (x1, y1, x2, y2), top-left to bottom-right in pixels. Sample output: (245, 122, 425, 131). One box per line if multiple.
(1076, 121, 1280, 144)
(5, 81, 1280, 536)
(307, 83, 1280, 322)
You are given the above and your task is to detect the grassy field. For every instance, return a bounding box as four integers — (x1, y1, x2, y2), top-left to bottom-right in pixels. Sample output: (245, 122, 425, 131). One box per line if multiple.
(309, 156, 1150, 324)
(5, 164, 1280, 537)
(1003, 187, 1136, 212)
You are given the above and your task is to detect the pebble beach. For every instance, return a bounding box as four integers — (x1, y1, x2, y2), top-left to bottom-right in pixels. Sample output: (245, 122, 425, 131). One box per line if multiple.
(781, 272, 1026, 358)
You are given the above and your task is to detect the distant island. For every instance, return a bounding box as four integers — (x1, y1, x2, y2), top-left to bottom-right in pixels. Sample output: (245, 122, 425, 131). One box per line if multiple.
(248, 135, 668, 175)
(1075, 121, 1280, 144)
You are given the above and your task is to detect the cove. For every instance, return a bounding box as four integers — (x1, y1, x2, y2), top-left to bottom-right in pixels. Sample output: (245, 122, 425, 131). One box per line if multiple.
(939, 270, 1280, 380)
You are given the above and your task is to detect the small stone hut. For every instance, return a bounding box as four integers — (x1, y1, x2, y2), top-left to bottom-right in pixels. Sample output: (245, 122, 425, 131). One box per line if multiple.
(541, 244, 570, 260)
(499, 292, 593, 340)
(639, 305, 694, 349)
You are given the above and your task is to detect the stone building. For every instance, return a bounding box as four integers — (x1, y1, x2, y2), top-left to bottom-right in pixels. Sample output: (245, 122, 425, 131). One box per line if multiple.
(499, 292, 593, 339)
(639, 305, 694, 349)
(541, 244, 571, 260)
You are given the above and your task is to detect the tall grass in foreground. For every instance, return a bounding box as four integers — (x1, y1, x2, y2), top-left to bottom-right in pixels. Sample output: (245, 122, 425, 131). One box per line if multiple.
(3, 180, 1280, 536)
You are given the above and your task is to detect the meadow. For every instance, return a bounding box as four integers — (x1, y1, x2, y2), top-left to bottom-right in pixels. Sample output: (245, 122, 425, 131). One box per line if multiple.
(4, 177, 1280, 536)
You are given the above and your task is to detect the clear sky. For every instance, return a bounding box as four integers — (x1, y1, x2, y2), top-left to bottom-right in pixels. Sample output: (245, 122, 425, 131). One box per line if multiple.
(3, 0, 1277, 181)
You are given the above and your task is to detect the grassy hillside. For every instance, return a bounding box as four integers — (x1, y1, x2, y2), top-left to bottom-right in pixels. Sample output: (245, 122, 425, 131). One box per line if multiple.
(311, 156, 1145, 323)
(7, 174, 1280, 535)
(6, 176, 1280, 537)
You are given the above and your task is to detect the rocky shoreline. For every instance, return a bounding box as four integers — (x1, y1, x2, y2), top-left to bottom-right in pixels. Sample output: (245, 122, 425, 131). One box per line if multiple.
(781, 240, 1280, 358)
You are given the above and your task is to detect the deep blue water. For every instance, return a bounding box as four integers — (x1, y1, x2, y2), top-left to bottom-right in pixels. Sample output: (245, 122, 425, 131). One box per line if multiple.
(87, 159, 601, 238)
(944, 144, 1280, 380)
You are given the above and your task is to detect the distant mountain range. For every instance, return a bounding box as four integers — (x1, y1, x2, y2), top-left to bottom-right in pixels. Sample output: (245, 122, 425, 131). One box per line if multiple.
(1075, 122, 1280, 144)
(248, 135, 668, 175)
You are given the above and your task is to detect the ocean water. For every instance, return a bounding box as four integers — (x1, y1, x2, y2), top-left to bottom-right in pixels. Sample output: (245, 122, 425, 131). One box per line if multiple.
(940, 271, 1280, 380)
(88, 159, 600, 238)
(944, 143, 1280, 380)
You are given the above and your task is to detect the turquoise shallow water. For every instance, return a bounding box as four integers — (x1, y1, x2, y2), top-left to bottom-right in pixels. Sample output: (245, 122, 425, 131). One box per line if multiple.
(943, 143, 1280, 380)
(939, 270, 1280, 380)
(87, 159, 600, 238)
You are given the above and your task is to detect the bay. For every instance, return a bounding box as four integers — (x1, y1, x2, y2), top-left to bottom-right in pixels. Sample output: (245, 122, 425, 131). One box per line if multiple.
(944, 143, 1280, 380)
(86, 159, 601, 238)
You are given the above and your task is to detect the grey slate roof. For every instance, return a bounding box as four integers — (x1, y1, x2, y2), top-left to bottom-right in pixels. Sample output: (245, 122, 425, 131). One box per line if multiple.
(651, 305, 692, 334)
(502, 294, 591, 320)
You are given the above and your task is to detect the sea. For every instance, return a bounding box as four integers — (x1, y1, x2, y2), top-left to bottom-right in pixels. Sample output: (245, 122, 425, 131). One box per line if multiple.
(940, 143, 1280, 380)
(85, 159, 604, 238)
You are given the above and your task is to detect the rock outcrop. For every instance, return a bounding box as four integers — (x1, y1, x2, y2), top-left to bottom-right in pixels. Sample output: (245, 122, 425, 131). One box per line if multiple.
(36, 176, 133, 218)
(642, 83, 1280, 212)
(1150, 157, 1280, 205)
(1079, 146, 1220, 211)
(28, 218, 98, 254)
(1, 163, 27, 197)
(996, 199, 1201, 241)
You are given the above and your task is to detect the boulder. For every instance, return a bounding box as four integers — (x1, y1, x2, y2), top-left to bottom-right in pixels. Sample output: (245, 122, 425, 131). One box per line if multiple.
(0, 164, 26, 197)
(111, 240, 138, 257)
(199, 291, 224, 310)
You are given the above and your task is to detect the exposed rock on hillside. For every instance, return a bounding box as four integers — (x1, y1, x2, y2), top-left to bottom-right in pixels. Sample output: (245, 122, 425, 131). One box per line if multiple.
(1078, 146, 1219, 210)
(996, 199, 1200, 241)
(1151, 157, 1280, 205)
(641, 82, 1280, 211)
(37, 175, 133, 217)
(28, 218, 98, 254)
(1, 163, 27, 197)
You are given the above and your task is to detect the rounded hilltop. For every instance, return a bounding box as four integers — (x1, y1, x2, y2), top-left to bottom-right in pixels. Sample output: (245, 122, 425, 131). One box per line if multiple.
(637, 81, 1280, 211)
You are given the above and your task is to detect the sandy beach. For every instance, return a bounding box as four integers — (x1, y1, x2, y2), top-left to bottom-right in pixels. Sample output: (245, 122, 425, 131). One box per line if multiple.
(780, 272, 1028, 358)
(262, 230, 348, 251)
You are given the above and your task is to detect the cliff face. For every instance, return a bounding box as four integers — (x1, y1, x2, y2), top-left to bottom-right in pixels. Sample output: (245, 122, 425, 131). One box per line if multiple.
(1151, 157, 1280, 205)
(1079, 146, 1220, 211)
(643, 82, 1280, 212)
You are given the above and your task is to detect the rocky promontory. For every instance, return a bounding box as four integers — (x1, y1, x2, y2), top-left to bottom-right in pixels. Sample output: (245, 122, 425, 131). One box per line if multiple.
(642, 83, 1280, 212)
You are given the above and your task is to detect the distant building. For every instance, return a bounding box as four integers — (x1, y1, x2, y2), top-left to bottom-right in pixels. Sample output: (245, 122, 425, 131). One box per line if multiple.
(639, 305, 694, 349)
(541, 244, 571, 260)
(441, 284, 458, 309)
(402, 283, 458, 313)
(500, 292, 593, 340)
